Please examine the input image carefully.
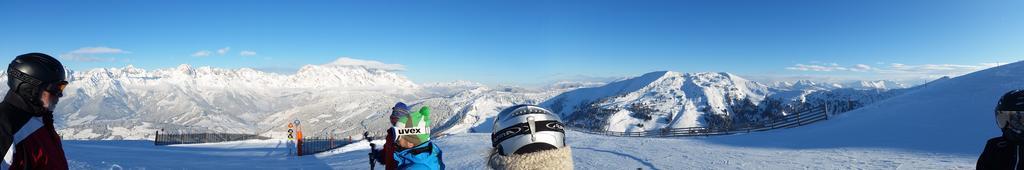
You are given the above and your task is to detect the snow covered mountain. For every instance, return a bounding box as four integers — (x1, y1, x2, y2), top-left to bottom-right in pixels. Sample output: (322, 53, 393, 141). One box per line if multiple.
(708, 60, 1024, 156)
(762, 79, 911, 115)
(0, 57, 586, 140)
(543, 80, 610, 90)
(0, 58, 426, 140)
(415, 86, 569, 135)
(542, 71, 773, 132)
(0, 56, 912, 140)
(769, 80, 843, 91)
(769, 80, 910, 90)
(541, 71, 906, 132)
(843, 80, 911, 90)
(420, 80, 488, 96)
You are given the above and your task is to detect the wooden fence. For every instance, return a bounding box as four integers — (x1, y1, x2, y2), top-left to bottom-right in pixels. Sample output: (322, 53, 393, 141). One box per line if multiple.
(154, 129, 269, 145)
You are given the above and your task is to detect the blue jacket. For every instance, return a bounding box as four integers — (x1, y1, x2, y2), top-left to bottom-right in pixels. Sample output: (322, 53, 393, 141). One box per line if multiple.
(393, 141, 445, 170)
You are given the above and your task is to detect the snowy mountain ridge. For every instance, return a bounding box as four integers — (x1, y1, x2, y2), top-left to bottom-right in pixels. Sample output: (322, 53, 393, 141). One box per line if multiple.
(0, 58, 909, 140)
(72, 58, 419, 91)
(542, 71, 909, 132)
(2, 58, 425, 140)
(542, 71, 773, 132)
(769, 79, 910, 91)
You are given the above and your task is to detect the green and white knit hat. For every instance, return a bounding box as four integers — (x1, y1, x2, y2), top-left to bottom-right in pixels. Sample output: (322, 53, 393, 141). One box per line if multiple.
(393, 106, 431, 145)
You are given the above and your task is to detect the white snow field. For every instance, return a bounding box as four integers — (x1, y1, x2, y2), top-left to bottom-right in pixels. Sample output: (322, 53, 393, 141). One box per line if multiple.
(63, 131, 974, 169)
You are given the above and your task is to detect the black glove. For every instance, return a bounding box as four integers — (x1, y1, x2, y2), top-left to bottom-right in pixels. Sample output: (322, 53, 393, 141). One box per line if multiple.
(374, 152, 386, 165)
(369, 143, 384, 163)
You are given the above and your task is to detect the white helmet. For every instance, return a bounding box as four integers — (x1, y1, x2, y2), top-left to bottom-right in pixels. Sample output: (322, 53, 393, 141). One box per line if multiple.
(491, 104, 566, 156)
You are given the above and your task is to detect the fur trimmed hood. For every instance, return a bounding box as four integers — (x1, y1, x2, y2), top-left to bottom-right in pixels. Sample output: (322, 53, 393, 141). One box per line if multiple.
(487, 146, 573, 170)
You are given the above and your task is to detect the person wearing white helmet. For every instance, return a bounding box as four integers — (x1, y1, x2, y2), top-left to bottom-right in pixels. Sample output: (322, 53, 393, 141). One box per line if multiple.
(488, 104, 573, 170)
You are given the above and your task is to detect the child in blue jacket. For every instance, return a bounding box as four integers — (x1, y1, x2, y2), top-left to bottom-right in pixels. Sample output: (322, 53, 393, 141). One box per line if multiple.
(391, 106, 445, 170)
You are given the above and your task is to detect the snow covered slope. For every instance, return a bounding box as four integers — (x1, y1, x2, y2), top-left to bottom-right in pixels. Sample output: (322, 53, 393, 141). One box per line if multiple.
(542, 71, 772, 132)
(844, 80, 911, 90)
(539, 71, 903, 133)
(63, 131, 975, 169)
(708, 60, 1024, 156)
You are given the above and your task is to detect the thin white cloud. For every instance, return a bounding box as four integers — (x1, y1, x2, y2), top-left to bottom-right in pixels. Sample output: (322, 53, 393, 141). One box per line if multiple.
(191, 50, 212, 57)
(851, 64, 872, 72)
(325, 57, 406, 71)
(785, 62, 1003, 82)
(239, 50, 257, 56)
(61, 46, 129, 62)
(68, 46, 130, 54)
(62, 55, 117, 62)
(217, 47, 231, 55)
(785, 63, 848, 72)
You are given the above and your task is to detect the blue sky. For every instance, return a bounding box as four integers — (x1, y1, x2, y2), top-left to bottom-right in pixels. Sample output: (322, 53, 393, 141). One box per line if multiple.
(1, 0, 1022, 86)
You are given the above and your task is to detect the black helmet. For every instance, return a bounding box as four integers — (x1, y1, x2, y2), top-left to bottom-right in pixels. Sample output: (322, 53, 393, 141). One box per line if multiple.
(6, 53, 68, 113)
(996, 90, 1024, 143)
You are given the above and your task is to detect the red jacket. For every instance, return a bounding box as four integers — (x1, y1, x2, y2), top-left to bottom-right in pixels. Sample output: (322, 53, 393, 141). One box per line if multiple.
(0, 99, 69, 170)
(381, 127, 397, 170)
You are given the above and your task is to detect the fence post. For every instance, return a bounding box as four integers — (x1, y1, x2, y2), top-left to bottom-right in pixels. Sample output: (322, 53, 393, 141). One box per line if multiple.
(155, 130, 160, 145)
(298, 136, 304, 156)
(797, 108, 802, 126)
(824, 102, 829, 120)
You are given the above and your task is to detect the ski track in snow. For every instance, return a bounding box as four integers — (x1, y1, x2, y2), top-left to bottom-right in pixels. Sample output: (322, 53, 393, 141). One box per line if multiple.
(64, 131, 975, 169)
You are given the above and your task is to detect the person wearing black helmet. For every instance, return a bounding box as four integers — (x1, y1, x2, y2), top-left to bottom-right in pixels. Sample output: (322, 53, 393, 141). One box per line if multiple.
(978, 90, 1024, 169)
(488, 104, 573, 170)
(0, 53, 69, 169)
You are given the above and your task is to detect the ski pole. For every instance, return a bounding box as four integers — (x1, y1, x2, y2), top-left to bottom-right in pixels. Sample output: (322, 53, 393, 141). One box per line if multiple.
(365, 131, 376, 170)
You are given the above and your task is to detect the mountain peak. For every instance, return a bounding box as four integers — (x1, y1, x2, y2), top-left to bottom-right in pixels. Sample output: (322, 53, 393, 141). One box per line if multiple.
(543, 70, 771, 132)
(176, 64, 195, 75)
